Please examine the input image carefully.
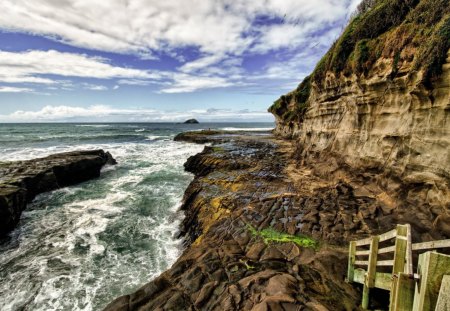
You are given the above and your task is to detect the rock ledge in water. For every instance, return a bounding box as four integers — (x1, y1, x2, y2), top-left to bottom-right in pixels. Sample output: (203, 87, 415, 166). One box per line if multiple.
(0, 150, 116, 237)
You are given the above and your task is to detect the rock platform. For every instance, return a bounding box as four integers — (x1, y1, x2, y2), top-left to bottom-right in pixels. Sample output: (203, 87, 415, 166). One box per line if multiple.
(0, 150, 116, 237)
(105, 131, 379, 311)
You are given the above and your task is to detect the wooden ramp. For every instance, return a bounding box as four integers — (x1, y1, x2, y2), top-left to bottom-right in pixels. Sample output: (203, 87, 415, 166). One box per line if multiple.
(346, 224, 450, 310)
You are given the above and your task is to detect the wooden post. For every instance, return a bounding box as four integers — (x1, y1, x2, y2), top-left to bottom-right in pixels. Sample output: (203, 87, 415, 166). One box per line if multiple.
(362, 236, 379, 309)
(390, 273, 415, 311)
(435, 275, 450, 311)
(392, 225, 408, 274)
(413, 252, 450, 311)
(347, 241, 356, 283)
(389, 225, 408, 310)
(405, 224, 413, 275)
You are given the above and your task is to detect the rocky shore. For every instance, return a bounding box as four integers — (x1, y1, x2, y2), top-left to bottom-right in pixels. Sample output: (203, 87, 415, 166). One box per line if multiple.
(105, 130, 382, 311)
(0, 150, 116, 238)
(104, 2, 450, 309)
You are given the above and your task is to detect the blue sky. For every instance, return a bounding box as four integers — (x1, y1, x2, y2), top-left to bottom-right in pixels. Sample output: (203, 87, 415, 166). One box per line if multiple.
(0, 0, 360, 122)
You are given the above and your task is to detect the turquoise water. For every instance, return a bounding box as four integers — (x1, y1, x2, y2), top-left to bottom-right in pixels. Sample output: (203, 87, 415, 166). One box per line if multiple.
(0, 123, 273, 311)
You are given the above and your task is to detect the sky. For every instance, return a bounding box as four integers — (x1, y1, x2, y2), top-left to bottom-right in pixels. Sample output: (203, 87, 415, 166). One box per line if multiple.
(0, 0, 361, 122)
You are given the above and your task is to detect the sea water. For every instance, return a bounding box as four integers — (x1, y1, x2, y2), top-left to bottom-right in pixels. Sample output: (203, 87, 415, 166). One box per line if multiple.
(0, 122, 273, 311)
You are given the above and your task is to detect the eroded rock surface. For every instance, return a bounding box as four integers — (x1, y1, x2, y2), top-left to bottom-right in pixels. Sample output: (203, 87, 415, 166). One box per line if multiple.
(105, 131, 372, 311)
(106, 126, 449, 310)
(271, 51, 450, 242)
(0, 150, 116, 237)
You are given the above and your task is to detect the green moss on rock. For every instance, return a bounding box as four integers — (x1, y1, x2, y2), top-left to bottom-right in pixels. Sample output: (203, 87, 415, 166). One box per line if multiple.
(248, 225, 317, 248)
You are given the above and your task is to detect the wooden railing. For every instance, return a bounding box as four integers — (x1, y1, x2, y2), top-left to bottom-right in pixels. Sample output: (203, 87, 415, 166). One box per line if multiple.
(347, 224, 450, 310)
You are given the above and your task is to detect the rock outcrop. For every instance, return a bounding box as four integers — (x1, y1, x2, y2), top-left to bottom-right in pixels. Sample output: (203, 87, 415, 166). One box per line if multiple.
(183, 119, 200, 124)
(270, 0, 450, 241)
(0, 150, 116, 237)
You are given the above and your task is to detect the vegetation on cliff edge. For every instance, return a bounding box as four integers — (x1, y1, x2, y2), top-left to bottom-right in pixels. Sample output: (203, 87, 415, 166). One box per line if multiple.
(270, 0, 450, 122)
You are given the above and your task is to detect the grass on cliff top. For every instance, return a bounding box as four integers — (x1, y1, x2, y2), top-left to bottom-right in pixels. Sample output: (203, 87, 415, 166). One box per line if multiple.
(247, 225, 317, 248)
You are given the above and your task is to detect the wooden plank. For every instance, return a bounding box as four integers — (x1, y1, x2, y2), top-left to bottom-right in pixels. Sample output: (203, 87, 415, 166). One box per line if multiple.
(389, 273, 415, 311)
(374, 272, 392, 291)
(347, 241, 356, 283)
(356, 237, 372, 246)
(358, 271, 395, 291)
(376, 260, 394, 266)
(354, 268, 365, 284)
(379, 228, 398, 242)
(356, 249, 370, 256)
(435, 275, 450, 311)
(411, 239, 450, 251)
(378, 245, 396, 254)
(412, 252, 450, 311)
(355, 260, 369, 266)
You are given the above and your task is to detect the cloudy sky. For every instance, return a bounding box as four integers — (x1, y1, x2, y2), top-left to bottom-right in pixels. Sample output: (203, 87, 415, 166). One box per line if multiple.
(0, 0, 360, 122)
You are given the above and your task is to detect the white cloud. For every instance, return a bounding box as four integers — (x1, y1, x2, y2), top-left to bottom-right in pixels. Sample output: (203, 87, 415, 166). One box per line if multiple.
(0, 50, 153, 86)
(0, 1, 357, 95)
(0, 49, 245, 93)
(178, 54, 226, 73)
(0, 86, 34, 93)
(118, 79, 156, 86)
(0, 1, 354, 58)
(82, 83, 108, 91)
(0, 105, 274, 122)
(160, 74, 235, 93)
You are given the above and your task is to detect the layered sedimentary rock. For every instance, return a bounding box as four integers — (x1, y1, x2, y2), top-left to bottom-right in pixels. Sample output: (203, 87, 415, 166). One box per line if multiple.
(272, 53, 450, 241)
(0, 150, 116, 237)
(270, 0, 450, 241)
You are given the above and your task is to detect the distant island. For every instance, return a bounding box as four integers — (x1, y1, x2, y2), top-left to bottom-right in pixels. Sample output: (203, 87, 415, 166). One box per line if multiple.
(183, 118, 199, 124)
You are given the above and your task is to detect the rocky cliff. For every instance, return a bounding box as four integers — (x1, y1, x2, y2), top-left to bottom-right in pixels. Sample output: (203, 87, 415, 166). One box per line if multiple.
(0, 150, 116, 237)
(103, 1, 449, 310)
(270, 0, 450, 240)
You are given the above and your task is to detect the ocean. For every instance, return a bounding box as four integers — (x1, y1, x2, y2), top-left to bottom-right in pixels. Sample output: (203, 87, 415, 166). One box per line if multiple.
(0, 122, 274, 311)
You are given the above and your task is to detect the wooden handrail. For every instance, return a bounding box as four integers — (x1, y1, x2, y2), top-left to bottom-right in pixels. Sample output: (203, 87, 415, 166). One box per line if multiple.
(347, 224, 450, 310)
(376, 260, 394, 266)
(378, 228, 398, 242)
(355, 260, 369, 266)
(411, 239, 450, 251)
(355, 237, 372, 246)
(378, 245, 396, 254)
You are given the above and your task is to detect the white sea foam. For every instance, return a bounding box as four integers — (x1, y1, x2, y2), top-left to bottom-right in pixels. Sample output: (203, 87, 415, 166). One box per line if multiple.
(219, 127, 274, 131)
(76, 124, 111, 128)
(145, 135, 163, 141)
(0, 135, 204, 311)
(135, 128, 145, 132)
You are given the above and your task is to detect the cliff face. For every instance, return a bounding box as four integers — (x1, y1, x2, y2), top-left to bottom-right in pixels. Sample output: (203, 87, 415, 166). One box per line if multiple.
(271, 0, 450, 238)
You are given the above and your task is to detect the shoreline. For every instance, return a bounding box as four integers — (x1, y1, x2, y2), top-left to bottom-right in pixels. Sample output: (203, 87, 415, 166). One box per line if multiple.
(105, 130, 364, 310)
